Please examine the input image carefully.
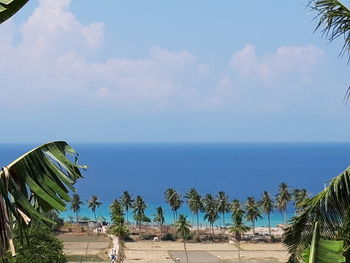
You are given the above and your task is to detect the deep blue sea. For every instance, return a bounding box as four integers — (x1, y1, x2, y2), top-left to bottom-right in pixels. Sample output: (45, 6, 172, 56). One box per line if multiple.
(1, 143, 350, 227)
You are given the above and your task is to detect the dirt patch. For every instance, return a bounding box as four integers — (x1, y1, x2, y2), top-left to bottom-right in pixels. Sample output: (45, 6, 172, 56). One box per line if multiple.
(169, 250, 220, 263)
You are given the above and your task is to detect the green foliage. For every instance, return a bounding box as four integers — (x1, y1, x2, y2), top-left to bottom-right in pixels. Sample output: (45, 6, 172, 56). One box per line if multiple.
(121, 191, 133, 222)
(0, 141, 85, 257)
(175, 215, 191, 239)
(308, 0, 350, 59)
(88, 195, 102, 221)
(0, 0, 29, 24)
(165, 188, 183, 223)
(3, 225, 66, 263)
(132, 195, 148, 227)
(153, 206, 165, 226)
(302, 222, 345, 263)
(275, 183, 291, 223)
(245, 196, 262, 235)
(203, 194, 220, 225)
(161, 232, 177, 241)
(283, 166, 350, 262)
(45, 211, 64, 232)
(230, 208, 250, 239)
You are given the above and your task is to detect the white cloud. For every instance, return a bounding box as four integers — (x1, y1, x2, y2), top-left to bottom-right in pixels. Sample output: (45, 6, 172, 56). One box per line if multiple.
(0, 0, 325, 113)
(230, 44, 325, 82)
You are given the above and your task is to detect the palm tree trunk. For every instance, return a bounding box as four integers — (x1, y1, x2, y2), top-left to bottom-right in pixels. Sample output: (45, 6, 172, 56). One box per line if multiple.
(173, 210, 176, 225)
(284, 211, 287, 224)
(252, 220, 255, 237)
(268, 213, 271, 237)
(126, 209, 129, 223)
(211, 223, 214, 241)
(222, 211, 225, 233)
(94, 210, 97, 221)
(196, 212, 199, 234)
(183, 240, 189, 263)
(76, 212, 79, 228)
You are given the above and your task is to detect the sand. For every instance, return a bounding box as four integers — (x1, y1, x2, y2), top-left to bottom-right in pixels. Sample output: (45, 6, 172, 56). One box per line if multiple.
(124, 240, 289, 263)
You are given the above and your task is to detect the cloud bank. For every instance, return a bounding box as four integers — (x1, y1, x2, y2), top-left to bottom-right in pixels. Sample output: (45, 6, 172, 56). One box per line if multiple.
(0, 0, 324, 113)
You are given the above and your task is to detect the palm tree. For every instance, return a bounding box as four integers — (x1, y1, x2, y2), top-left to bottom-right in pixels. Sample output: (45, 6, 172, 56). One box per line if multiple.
(88, 195, 102, 221)
(175, 215, 191, 263)
(133, 195, 147, 235)
(165, 188, 183, 224)
(71, 194, 84, 226)
(185, 188, 203, 234)
(110, 199, 129, 263)
(283, 165, 350, 262)
(245, 196, 262, 237)
(292, 188, 308, 215)
(229, 207, 250, 261)
(203, 194, 219, 241)
(259, 191, 274, 237)
(0, 141, 85, 257)
(275, 182, 291, 224)
(153, 206, 165, 238)
(121, 191, 133, 223)
(308, 0, 350, 97)
(217, 191, 230, 229)
(231, 199, 241, 214)
(0, 0, 29, 24)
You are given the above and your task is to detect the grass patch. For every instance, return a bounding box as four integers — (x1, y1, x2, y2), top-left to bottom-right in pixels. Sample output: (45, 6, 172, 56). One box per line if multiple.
(220, 258, 282, 263)
(66, 254, 108, 262)
(57, 233, 110, 242)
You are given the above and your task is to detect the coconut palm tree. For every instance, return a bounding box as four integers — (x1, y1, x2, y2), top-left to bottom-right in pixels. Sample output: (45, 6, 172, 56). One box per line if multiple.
(185, 188, 203, 234)
(259, 191, 274, 237)
(229, 207, 250, 261)
(0, 141, 85, 257)
(133, 195, 147, 235)
(175, 215, 191, 263)
(110, 199, 129, 263)
(308, 0, 350, 97)
(245, 196, 262, 237)
(88, 195, 102, 221)
(231, 199, 241, 214)
(153, 206, 165, 238)
(121, 191, 133, 223)
(283, 165, 350, 262)
(217, 191, 230, 229)
(71, 194, 84, 226)
(292, 188, 309, 215)
(275, 182, 291, 224)
(203, 194, 219, 240)
(164, 188, 183, 224)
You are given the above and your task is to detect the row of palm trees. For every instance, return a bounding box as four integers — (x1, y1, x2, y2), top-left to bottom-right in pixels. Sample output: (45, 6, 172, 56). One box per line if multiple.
(70, 194, 102, 224)
(69, 183, 308, 235)
(163, 184, 308, 236)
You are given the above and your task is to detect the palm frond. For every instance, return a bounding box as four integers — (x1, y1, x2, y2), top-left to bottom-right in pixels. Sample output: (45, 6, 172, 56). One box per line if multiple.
(284, 165, 350, 262)
(309, 0, 350, 58)
(0, 0, 29, 24)
(0, 141, 86, 257)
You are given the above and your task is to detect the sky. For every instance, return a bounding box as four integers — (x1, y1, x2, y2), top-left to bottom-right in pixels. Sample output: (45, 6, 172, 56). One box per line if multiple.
(1, 0, 350, 143)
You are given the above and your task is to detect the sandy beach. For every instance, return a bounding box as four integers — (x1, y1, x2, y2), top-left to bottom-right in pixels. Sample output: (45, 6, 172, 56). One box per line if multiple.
(124, 240, 288, 263)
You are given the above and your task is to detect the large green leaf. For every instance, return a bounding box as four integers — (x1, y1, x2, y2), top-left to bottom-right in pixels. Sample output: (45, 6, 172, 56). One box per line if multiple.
(0, 0, 29, 24)
(0, 141, 86, 257)
(302, 222, 345, 263)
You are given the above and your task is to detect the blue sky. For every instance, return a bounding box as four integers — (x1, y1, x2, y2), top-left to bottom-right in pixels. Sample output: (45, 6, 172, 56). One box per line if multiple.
(1, 0, 350, 143)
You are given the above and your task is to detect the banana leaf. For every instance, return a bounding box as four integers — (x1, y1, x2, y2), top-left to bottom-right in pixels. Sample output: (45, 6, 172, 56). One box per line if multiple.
(0, 0, 29, 24)
(302, 222, 345, 263)
(0, 141, 86, 257)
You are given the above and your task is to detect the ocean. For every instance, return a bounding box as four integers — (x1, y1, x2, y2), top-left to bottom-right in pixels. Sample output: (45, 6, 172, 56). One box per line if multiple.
(1, 142, 350, 227)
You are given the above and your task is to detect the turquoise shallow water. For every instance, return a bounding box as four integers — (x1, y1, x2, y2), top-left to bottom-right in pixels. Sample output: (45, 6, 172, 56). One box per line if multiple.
(1, 142, 350, 227)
